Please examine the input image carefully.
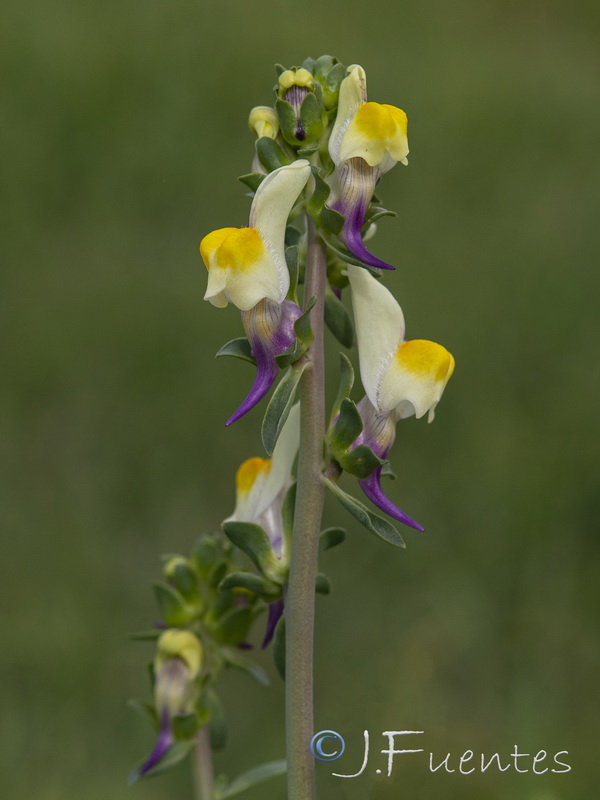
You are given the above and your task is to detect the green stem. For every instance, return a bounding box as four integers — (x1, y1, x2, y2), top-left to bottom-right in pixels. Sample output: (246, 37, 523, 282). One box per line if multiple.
(285, 217, 327, 800)
(193, 725, 215, 800)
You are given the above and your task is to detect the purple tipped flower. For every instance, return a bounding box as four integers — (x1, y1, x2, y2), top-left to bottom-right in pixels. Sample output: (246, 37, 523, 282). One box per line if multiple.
(226, 298, 302, 426)
(330, 158, 395, 271)
(353, 396, 424, 531)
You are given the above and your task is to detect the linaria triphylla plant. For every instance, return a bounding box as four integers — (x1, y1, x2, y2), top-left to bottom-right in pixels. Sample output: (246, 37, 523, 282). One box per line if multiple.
(129, 55, 454, 800)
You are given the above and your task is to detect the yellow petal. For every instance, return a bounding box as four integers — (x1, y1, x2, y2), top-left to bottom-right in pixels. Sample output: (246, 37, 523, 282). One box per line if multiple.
(339, 102, 409, 171)
(380, 339, 455, 421)
(235, 457, 271, 496)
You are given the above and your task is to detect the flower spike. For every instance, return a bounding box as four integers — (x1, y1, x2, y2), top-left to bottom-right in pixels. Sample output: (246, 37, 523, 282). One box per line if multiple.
(328, 65, 409, 270)
(200, 160, 310, 311)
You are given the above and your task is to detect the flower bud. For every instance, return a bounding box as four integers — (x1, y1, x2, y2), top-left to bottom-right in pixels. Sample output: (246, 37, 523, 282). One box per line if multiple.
(248, 106, 279, 140)
(276, 67, 325, 146)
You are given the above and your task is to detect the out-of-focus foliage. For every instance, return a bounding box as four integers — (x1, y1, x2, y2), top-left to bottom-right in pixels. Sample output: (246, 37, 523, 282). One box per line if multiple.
(1, 0, 598, 797)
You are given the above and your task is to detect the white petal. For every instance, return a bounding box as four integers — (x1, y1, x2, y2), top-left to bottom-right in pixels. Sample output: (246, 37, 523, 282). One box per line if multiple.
(348, 265, 405, 413)
(381, 340, 455, 420)
(248, 161, 310, 304)
(222, 249, 283, 311)
(226, 403, 300, 524)
(329, 64, 367, 166)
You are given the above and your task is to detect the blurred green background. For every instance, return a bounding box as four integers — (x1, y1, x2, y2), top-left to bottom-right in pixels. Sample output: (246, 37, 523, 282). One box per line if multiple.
(2, 0, 599, 797)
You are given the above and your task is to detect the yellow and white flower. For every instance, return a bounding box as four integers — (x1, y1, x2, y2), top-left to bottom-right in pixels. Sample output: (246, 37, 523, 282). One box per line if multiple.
(200, 160, 310, 311)
(327, 65, 409, 270)
(348, 265, 454, 423)
(226, 403, 300, 560)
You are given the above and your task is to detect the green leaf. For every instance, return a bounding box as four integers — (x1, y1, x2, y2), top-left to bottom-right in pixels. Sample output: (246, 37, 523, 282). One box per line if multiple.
(275, 98, 298, 146)
(294, 295, 316, 346)
(285, 245, 299, 300)
(381, 461, 397, 480)
(261, 362, 307, 455)
(297, 144, 319, 156)
(315, 573, 331, 594)
(324, 287, 354, 348)
(219, 760, 287, 799)
(256, 136, 290, 171)
(319, 206, 345, 236)
(331, 397, 363, 450)
(127, 698, 159, 729)
(212, 606, 254, 646)
(338, 444, 386, 480)
(222, 647, 270, 687)
(323, 477, 406, 548)
(300, 91, 324, 141)
(323, 237, 382, 274)
(238, 172, 265, 192)
(281, 482, 296, 545)
(153, 582, 197, 626)
(221, 521, 277, 577)
(273, 617, 286, 680)
(216, 337, 256, 365)
(364, 205, 397, 225)
(285, 225, 302, 246)
(219, 572, 281, 600)
(274, 63, 286, 76)
(170, 562, 199, 599)
(332, 353, 355, 417)
(308, 166, 331, 217)
(208, 560, 229, 590)
(129, 740, 195, 783)
(319, 527, 347, 552)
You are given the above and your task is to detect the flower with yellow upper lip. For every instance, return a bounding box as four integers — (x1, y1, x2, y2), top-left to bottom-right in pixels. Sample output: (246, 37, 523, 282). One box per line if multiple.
(225, 404, 299, 646)
(200, 160, 310, 311)
(200, 161, 310, 425)
(347, 265, 454, 528)
(328, 65, 409, 271)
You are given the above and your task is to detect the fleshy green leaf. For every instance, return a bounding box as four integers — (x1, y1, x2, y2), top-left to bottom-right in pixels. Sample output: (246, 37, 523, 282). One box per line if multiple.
(216, 337, 256, 365)
(218, 760, 288, 799)
(285, 245, 299, 300)
(331, 397, 363, 450)
(337, 444, 386, 480)
(315, 573, 331, 594)
(381, 461, 397, 480)
(319, 206, 345, 236)
(222, 647, 270, 686)
(324, 286, 354, 348)
(285, 225, 302, 246)
(281, 481, 296, 546)
(308, 166, 331, 217)
(300, 92, 325, 142)
(153, 582, 197, 626)
(364, 205, 397, 225)
(323, 478, 406, 548)
(332, 353, 355, 417)
(261, 362, 307, 455)
(275, 99, 298, 146)
(323, 237, 382, 274)
(238, 172, 265, 193)
(221, 521, 278, 578)
(170, 562, 199, 599)
(219, 572, 281, 600)
(212, 606, 254, 646)
(319, 527, 347, 552)
(256, 137, 290, 171)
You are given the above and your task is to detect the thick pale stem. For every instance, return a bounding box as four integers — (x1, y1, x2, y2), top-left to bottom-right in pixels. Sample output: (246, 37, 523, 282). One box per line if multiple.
(193, 726, 215, 800)
(285, 217, 327, 800)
